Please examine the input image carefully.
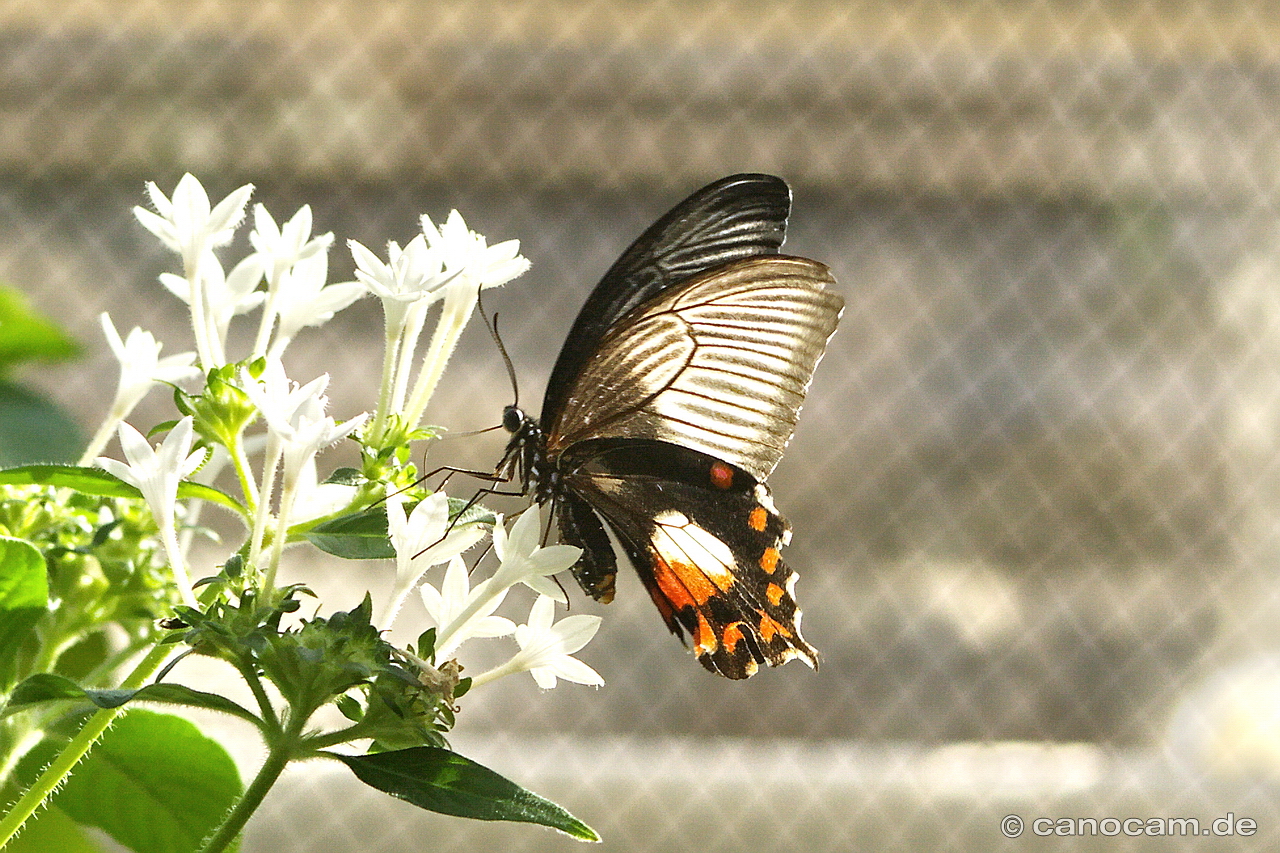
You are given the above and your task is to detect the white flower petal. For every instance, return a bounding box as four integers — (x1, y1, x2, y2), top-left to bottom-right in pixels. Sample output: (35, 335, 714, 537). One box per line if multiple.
(538, 655, 604, 687)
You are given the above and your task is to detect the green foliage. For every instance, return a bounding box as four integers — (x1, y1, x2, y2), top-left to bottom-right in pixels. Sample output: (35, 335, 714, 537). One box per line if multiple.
(3, 803, 99, 853)
(176, 362, 258, 452)
(0, 486, 177, 695)
(5, 673, 260, 726)
(337, 747, 600, 841)
(0, 286, 83, 466)
(0, 464, 245, 516)
(0, 287, 79, 377)
(0, 536, 47, 689)
(21, 710, 242, 853)
(0, 382, 83, 466)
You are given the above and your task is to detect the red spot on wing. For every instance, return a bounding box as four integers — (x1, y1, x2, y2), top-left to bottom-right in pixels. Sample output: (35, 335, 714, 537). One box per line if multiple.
(709, 461, 735, 490)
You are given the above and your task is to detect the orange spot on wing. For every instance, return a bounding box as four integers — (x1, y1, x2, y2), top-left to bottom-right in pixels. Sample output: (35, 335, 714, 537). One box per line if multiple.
(652, 556, 699, 611)
(758, 613, 793, 643)
(722, 622, 746, 653)
(766, 582, 786, 606)
(748, 506, 768, 531)
(709, 461, 735, 490)
(760, 547, 780, 573)
(693, 612, 718, 655)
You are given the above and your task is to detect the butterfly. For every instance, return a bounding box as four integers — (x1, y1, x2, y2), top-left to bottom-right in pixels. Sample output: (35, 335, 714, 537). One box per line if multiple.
(499, 174, 842, 679)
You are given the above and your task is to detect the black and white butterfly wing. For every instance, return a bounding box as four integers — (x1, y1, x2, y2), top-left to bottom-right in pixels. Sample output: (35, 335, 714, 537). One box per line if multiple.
(514, 173, 841, 679)
(547, 257, 842, 678)
(541, 174, 791, 426)
(547, 256, 842, 481)
(561, 439, 819, 679)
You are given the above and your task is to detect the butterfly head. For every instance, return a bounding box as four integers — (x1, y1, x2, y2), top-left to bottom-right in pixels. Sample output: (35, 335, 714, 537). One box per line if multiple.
(499, 404, 557, 502)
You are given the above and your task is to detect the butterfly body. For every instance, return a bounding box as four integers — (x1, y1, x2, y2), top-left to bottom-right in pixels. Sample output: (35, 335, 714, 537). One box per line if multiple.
(501, 175, 842, 679)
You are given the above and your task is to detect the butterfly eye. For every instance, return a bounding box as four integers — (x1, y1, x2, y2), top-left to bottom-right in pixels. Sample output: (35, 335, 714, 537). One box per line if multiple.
(502, 405, 525, 434)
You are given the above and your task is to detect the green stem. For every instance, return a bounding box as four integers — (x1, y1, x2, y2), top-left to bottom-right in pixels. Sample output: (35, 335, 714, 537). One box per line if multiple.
(369, 315, 405, 445)
(0, 642, 172, 848)
(196, 716, 303, 853)
(234, 660, 281, 736)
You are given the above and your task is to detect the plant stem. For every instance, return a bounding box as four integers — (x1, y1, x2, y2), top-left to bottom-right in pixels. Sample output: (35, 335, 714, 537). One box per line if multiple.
(196, 718, 301, 853)
(0, 642, 172, 848)
(369, 316, 404, 444)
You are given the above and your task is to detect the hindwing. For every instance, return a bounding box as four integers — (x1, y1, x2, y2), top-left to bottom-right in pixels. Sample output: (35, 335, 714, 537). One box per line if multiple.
(559, 440, 817, 679)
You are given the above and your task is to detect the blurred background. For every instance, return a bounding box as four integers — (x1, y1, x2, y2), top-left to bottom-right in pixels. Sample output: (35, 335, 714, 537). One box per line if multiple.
(5, 0, 1280, 849)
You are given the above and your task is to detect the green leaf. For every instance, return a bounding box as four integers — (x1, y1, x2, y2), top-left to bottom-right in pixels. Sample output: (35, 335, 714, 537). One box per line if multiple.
(4, 804, 102, 853)
(4, 673, 261, 726)
(0, 536, 48, 688)
(0, 382, 83, 466)
(335, 746, 599, 841)
(53, 710, 242, 853)
(305, 498, 495, 561)
(0, 464, 137, 496)
(176, 480, 245, 515)
(0, 286, 80, 375)
(304, 506, 395, 559)
(0, 464, 243, 515)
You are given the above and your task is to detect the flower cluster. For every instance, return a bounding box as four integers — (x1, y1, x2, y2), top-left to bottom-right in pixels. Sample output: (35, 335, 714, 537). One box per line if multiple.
(95, 174, 600, 691)
(0, 174, 606, 850)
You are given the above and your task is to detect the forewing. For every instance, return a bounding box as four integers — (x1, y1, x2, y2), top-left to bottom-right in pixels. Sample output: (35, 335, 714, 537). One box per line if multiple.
(548, 256, 843, 482)
(542, 174, 791, 424)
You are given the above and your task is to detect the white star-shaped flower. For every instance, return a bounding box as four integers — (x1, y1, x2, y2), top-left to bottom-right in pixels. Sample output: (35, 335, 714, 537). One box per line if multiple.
(134, 174, 252, 261)
(95, 417, 204, 605)
(249, 203, 333, 286)
(381, 490, 487, 627)
(99, 313, 200, 419)
(267, 253, 365, 358)
(473, 595, 603, 690)
(489, 508, 580, 603)
(420, 555, 516, 659)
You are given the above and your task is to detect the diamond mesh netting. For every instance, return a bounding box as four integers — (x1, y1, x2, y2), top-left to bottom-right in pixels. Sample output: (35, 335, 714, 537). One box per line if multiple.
(5, 1, 1280, 850)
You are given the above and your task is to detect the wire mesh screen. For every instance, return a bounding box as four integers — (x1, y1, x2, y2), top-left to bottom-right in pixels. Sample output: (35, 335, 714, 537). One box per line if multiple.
(6, 1, 1280, 849)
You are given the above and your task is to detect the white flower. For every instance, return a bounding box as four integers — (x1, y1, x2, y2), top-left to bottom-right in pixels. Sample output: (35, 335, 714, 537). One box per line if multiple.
(100, 314, 200, 415)
(160, 252, 266, 357)
(240, 360, 333, 441)
(134, 175, 254, 369)
(423, 209, 530, 289)
(420, 556, 516, 659)
(241, 360, 368, 584)
(350, 236, 455, 313)
(381, 490, 487, 628)
(401, 212, 530, 425)
(473, 595, 603, 690)
(241, 361, 367, 479)
(288, 456, 359, 523)
(489, 508, 579, 603)
(134, 174, 253, 269)
(95, 417, 204, 605)
(81, 314, 202, 464)
(267, 252, 365, 358)
(249, 203, 333, 286)
(278, 409, 367, 492)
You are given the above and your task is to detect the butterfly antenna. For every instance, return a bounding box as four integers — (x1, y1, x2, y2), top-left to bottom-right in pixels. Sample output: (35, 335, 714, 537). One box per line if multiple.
(477, 289, 520, 408)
